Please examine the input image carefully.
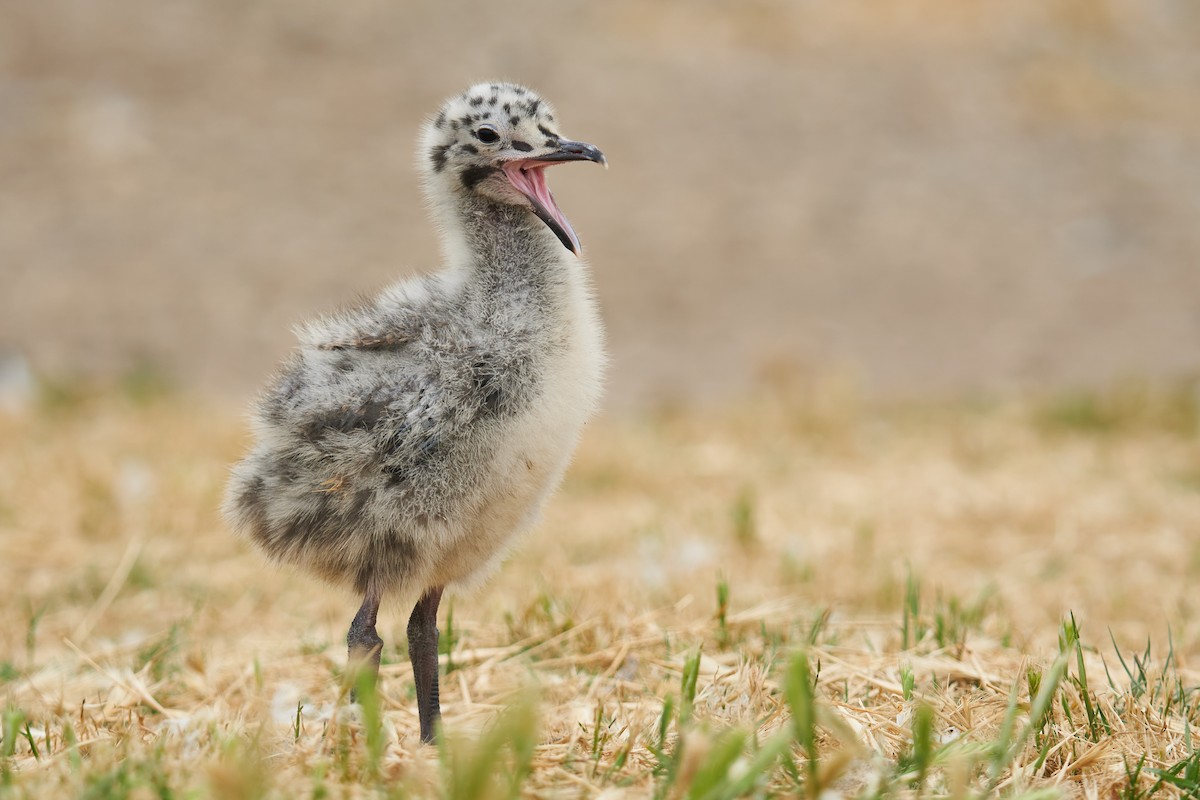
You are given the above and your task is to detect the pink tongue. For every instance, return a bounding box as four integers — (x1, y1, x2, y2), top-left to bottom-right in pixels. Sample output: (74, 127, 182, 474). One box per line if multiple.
(503, 162, 579, 253)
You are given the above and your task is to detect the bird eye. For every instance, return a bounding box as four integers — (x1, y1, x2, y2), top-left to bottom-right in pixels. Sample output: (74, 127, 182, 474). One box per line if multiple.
(475, 125, 500, 144)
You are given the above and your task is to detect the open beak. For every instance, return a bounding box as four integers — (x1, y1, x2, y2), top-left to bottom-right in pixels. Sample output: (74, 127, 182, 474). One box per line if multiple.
(501, 139, 606, 256)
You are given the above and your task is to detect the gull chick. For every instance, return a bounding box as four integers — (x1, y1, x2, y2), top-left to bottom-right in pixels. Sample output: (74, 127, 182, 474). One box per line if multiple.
(223, 82, 606, 743)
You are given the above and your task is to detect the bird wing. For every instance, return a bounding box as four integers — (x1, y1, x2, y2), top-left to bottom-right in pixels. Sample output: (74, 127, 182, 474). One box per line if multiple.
(226, 352, 463, 580)
(231, 273, 491, 548)
(232, 345, 473, 554)
(261, 350, 464, 487)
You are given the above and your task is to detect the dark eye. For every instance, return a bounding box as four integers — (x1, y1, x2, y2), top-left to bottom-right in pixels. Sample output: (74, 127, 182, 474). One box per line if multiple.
(475, 125, 500, 144)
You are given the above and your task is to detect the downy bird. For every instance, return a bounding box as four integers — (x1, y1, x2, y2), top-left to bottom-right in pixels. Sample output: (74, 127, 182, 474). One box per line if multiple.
(223, 82, 606, 743)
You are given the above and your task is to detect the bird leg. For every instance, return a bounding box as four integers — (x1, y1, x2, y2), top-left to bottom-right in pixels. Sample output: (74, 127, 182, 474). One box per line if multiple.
(346, 592, 383, 701)
(407, 586, 444, 744)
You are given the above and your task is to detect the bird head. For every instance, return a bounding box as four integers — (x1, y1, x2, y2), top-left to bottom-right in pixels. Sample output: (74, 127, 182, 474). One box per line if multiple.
(420, 82, 606, 256)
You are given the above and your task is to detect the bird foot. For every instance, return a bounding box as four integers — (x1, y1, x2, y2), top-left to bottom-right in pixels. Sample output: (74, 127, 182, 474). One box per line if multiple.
(346, 612, 384, 703)
(345, 646, 382, 704)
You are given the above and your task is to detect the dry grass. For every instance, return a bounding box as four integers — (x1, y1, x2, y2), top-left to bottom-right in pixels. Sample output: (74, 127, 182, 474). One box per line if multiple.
(2, 378, 1200, 798)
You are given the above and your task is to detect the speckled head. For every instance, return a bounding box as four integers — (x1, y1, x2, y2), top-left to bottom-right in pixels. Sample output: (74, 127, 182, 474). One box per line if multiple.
(419, 82, 606, 256)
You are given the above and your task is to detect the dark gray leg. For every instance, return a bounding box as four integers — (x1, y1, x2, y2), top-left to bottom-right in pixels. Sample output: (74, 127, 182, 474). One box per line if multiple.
(407, 587, 444, 744)
(346, 592, 383, 700)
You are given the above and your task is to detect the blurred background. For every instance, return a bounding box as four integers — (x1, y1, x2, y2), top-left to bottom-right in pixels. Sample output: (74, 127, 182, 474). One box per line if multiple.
(1, 0, 1198, 411)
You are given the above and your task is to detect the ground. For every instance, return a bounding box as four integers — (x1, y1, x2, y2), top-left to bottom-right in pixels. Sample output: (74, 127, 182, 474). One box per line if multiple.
(2, 379, 1199, 797)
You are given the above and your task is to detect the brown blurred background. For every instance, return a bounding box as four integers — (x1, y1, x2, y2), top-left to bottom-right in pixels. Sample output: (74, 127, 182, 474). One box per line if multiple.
(2, 0, 1198, 410)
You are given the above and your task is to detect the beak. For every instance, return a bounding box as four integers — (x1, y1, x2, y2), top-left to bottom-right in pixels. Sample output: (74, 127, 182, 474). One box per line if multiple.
(501, 138, 607, 256)
(534, 139, 607, 167)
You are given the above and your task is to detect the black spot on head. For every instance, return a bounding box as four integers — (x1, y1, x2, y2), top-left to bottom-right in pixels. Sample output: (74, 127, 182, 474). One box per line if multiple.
(468, 95, 484, 106)
(429, 144, 450, 172)
(460, 165, 495, 190)
(434, 110, 447, 129)
(546, 113, 554, 122)
(537, 124, 556, 139)
(460, 143, 478, 154)
(528, 99, 541, 115)
(543, 139, 556, 148)
(509, 116, 520, 127)
(513, 86, 527, 95)
(457, 115, 472, 127)
(502, 103, 511, 113)
(487, 95, 498, 106)
(511, 140, 533, 152)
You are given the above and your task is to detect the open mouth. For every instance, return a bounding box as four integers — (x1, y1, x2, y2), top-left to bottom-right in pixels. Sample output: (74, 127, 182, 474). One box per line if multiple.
(502, 160, 580, 255)
(500, 140, 604, 256)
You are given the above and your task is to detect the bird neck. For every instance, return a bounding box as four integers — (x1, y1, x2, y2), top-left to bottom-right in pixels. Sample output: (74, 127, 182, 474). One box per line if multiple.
(446, 196, 579, 306)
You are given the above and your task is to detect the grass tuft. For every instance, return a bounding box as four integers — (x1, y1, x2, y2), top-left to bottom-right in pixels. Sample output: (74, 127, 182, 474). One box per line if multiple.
(438, 691, 538, 800)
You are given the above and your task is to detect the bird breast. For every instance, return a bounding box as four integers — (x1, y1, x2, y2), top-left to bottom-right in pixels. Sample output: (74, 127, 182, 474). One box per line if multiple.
(429, 260, 605, 589)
